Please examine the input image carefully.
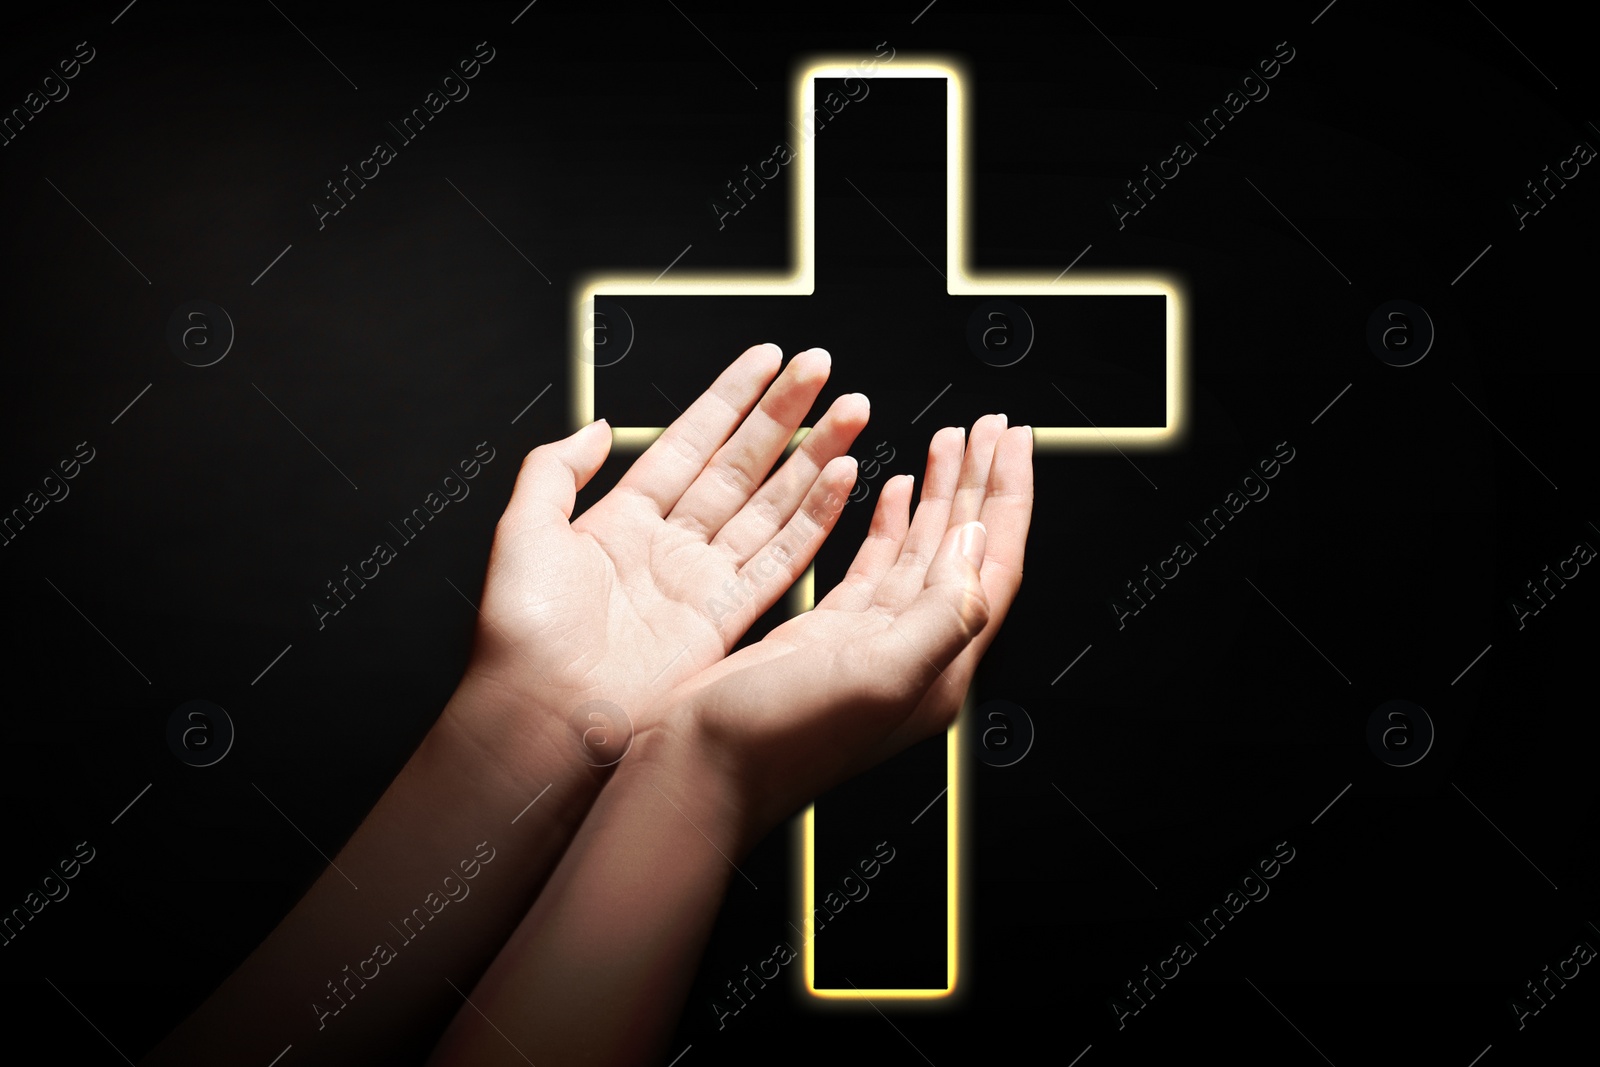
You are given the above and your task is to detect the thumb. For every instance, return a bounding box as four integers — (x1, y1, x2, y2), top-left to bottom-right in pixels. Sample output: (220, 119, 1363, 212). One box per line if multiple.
(871, 520, 990, 695)
(504, 420, 612, 529)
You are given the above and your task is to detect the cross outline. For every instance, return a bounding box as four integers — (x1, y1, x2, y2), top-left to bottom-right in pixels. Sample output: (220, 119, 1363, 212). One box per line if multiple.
(568, 56, 1189, 1001)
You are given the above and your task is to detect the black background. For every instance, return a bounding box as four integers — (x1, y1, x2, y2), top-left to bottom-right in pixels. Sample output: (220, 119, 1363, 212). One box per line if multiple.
(1, 1, 1596, 1064)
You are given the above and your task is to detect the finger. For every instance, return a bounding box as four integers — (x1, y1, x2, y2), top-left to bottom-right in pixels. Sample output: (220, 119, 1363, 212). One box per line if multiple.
(709, 454, 857, 640)
(875, 426, 1033, 754)
(815, 473, 914, 612)
(973, 424, 1034, 614)
(712, 390, 869, 564)
(868, 425, 965, 611)
(667, 348, 833, 540)
(947, 413, 1007, 528)
(501, 419, 613, 530)
(933, 424, 1034, 665)
(613, 343, 783, 516)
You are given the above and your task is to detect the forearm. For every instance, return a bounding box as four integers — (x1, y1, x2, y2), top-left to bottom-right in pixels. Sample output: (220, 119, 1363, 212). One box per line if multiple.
(426, 724, 746, 1067)
(144, 671, 609, 1066)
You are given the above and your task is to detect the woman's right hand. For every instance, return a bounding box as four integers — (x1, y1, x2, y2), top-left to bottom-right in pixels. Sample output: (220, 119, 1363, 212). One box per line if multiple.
(658, 414, 1034, 850)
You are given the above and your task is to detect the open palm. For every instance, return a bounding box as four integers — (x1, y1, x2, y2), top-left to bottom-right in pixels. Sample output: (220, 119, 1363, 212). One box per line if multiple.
(464, 344, 869, 747)
(669, 414, 1034, 839)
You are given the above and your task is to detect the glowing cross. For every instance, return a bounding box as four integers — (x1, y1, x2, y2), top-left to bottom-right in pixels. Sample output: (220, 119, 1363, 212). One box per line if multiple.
(571, 58, 1185, 1001)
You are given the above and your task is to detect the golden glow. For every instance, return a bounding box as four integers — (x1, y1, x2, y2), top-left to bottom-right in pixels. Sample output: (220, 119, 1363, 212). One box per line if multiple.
(573, 55, 1186, 1002)
(788, 551, 965, 1001)
(788, 563, 815, 618)
(571, 57, 1187, 451)
(798, 693, 967, 1000)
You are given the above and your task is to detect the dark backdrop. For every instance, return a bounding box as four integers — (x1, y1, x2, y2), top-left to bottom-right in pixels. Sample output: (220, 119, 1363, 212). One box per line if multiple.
(1, 1, 1596, 1064)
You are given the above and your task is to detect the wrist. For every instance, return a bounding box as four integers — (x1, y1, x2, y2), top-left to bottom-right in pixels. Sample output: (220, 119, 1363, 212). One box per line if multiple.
(613, 712, 759, 860)
(431, 667, 610, 826)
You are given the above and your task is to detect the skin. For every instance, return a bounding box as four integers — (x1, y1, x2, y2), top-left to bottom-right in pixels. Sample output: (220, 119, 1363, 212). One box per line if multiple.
(425, 413, 1034, 1066)
(143, 344, 870, 1066)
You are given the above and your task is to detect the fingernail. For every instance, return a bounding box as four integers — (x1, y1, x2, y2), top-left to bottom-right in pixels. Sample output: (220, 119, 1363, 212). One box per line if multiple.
(996, 413, 1009, 429)
(958, 521, 987, 569)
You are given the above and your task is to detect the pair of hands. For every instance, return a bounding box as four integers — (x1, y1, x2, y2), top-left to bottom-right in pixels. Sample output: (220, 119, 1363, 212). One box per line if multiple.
(141, 341, 1032, 1067)
(462, 341, 1034, 852)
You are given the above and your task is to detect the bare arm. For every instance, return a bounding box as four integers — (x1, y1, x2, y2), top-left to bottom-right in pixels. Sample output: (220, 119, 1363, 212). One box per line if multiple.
(143, 345, 868, 1065)
(142, 678, 611, 1065)
(427, 417, 1033, 1066)
(423, 725, 745, 1067)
